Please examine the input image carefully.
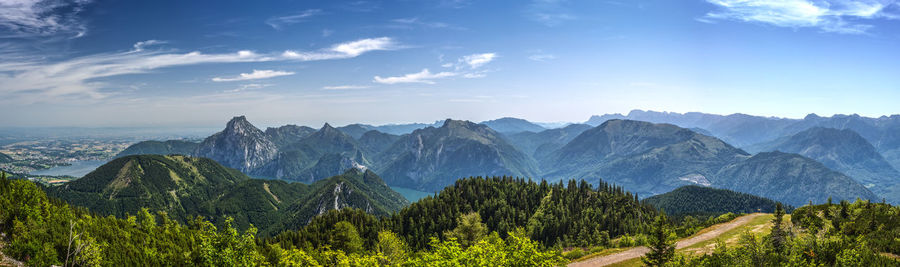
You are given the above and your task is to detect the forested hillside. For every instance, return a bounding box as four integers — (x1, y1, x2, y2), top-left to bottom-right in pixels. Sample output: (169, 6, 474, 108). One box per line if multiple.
(46, 155, 408, 234)
(643, 185, 784, 216)
(114, 140, 199, 158)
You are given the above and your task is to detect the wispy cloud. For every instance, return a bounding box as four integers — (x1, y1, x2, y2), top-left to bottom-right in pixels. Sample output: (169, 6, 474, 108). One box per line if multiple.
(528, 53, 556, 62)
(376, 52, 496, 85)
(0, 0, 93, 38)
(224, 83, 273, 93)
(266, 9, 322, 30)
(0, 37, 399, 100)
(527, 0, 577, 26)
(373, 69, 458, 84)
(132, 40, 167, 52)
(702, 0, 898, 34)
(322, 85, 371, 90)
(459, 53, 496, 69)
(389, 17, 465, 30)
(212, 70, 294, 82)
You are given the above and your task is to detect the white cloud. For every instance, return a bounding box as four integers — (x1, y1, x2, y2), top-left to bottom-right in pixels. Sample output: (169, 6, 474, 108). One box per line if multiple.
(373, 69, 458, 84)
(323, 85, 371, 90)
(282, 37, 399, 60)
(0, 37, 399, 99)
(375, 52, 496, 85)
(702, 0, 898, 34)
(266, 9, 321, 29)
(528, 54, 556, 62)
(0, 0, 92, 38)
(212, 70, 294, 82)
(459, 53, 496, 69)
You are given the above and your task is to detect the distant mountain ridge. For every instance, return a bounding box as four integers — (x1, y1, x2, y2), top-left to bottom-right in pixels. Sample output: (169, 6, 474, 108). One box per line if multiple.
(746, 127, 900, 203)
(479, 117, 546, 133)
(541, 120, 877, 206)
(585, 110, 900, 171)
(117, 115, 884, 207)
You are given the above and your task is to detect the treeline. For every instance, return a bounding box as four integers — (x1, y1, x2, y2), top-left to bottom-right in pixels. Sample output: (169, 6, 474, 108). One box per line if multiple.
(666, 201, 900, 266)
(0, 172, 566, 266)
(271, 176, 658, 251)
(643, 185, 789, 217)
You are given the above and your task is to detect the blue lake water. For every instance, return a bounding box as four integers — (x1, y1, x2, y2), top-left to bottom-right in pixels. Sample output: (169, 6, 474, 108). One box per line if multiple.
(30, 160, 107, 177)
(390, 186, 434, 202)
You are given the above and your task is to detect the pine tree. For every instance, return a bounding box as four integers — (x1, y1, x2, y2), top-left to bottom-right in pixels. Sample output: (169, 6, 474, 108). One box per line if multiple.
(770, 202, 785, 252)
(641, 216, 675, 267)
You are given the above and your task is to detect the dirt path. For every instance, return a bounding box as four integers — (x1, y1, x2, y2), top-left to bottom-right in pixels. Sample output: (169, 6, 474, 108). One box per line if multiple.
(569, 213, 767, 267)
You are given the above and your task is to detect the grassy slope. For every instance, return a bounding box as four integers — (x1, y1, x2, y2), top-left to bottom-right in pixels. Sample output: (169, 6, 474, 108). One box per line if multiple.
(574, 214, 780, 267)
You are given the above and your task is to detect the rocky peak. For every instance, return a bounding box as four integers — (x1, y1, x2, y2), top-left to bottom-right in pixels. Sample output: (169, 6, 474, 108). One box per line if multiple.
(225, 116, 257, 134)
(195, 116, 278, 173)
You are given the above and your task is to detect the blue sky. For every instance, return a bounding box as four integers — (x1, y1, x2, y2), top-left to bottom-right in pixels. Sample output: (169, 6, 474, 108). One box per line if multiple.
(1, 0, 899, 127)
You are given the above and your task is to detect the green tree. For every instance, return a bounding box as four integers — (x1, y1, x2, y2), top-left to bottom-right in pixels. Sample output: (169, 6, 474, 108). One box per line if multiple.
(331, 221, 364, 254)
(444, 212, 488, 248)
(642, 216, 676, 267)
(375, 230, 408, 265)
(770, 202, 786, 252)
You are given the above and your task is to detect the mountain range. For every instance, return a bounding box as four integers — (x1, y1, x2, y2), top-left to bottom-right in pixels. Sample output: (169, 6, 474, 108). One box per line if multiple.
(745, 127, 900, 203)
(113, 113, 893, 206)
(587, 110, 900, 172)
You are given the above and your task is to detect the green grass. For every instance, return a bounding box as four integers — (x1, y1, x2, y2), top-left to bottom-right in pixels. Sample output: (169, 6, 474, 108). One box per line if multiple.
(681, 214, 777, 253)
(571, 214, 785, 266)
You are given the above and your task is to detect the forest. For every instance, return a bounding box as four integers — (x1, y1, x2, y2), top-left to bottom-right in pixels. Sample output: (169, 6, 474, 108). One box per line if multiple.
(3, 172, 899, 266)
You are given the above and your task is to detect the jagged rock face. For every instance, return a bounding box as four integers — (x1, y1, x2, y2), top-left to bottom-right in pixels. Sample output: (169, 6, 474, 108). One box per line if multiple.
(375, 119, 539, 191)
(195, 116, 278, 173)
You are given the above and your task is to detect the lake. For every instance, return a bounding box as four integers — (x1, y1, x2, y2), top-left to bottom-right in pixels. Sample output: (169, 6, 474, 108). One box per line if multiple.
(390, 186, 434, 202)
(30, 160, 107, 177)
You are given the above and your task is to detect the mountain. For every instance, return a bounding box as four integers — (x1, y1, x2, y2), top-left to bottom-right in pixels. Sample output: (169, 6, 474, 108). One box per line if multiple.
(715, 152, 878, 207)
(0, 152, 12, 163)
(195, 116, 278, 173)
(115, 140, 199, 158)
(257, 123, 371, 182)
(47, 155, 408, 235)
(337, 124, 376, 139)
(375, 119, 540, 191)
(47, 155, 283, 228)
(504, 123, 592, 159)
(643, 185, 782, 216)
(542, 119, 749, 197)
(586, 110, 795, 147)
(541, 120, 877, 206)
(269, 168, 408, 233)
(359, 130, 401, 155)
(264, 125, 316, 148)
(585, 110, 900, 170)
(747, 127, 900, 203)
(479, 117, 546, 134)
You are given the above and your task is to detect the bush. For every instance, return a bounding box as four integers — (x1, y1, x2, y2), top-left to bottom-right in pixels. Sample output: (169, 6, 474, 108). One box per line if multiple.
(588, 246, 605, 254)
(562, 248, 586, 260)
